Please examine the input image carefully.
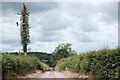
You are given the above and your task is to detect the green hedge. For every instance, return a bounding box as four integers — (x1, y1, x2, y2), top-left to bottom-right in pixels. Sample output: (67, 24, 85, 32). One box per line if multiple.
(2, 53, 52, 77)
(55, 49, 120, 78)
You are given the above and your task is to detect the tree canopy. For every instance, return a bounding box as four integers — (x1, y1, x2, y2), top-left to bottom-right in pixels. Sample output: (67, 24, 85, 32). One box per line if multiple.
(50, 43, 77, 67)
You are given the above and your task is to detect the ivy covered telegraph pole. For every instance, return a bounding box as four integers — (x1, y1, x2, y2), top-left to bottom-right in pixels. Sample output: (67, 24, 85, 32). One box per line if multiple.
(17, 3, 30, 55)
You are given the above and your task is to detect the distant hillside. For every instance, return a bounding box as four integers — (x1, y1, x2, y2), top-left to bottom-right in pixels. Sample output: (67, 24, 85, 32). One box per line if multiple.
(28, 52, 52, 66)
(28, 52, 51, 60)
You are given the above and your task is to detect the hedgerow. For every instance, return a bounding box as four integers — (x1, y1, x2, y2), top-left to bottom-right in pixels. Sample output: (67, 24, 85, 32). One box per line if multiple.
(2, 53, 52, 77)
(55, 49, 120, 78)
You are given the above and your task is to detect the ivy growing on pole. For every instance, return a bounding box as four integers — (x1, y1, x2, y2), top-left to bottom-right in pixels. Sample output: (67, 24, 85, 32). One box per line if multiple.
(17, 3, 30, 55)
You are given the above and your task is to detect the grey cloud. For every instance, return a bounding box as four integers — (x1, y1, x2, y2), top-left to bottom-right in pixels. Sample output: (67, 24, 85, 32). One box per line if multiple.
(2, 34, 19, 45)
(2, 44, 20, 52)
(76, 33, 94, 42)
(2, 48, 13, 52)
(62, 3, 96, 18)
(2, 23, 20, 46)
(30, 10, 73, 42)
(39, 10, 72, 31)
(1, 2, 118, 53)
(39, 31, 64, 42)
(2, 2, 59, 15)
(2, 16, 18, 24)
(61, 3, 99, 32)
(63, 2, 117, 30)
(96, 2, 118, 24)
(40, 36, 59, 42)
(2, 2, 21, 16)
(2, 38, 19, 44)
(0, 2, 1, 16)
(80, 18, 99, 32)
(65, 2, 117, 21)
(41, 31, 58, 37)
(27, 2, 59, 13)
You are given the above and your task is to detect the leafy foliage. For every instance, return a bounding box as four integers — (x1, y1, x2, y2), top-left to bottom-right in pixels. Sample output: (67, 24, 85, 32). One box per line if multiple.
(55, 49, 120, 78)
(18, 4, 30, 55)
(3, 52, 52, 67)
(28, 52, 51, 66)
(50, 43, 77, 67)
(2, 53, 52, 78)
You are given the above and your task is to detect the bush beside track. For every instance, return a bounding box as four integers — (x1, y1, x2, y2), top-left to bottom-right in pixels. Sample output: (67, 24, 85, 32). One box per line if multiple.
(55, 49, 120, 78)
(2, 53, 52, 78)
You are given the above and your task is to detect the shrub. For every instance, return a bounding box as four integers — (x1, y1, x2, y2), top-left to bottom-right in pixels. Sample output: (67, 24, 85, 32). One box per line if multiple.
(55, 49, 120, 78)
(2, 53, 51, 77)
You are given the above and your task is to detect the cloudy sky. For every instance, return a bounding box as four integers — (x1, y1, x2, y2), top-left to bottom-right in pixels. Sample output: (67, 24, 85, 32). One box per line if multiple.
(0, 2, 118, 53)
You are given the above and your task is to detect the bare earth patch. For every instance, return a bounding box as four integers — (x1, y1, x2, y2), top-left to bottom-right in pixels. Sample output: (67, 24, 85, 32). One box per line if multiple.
(62, 71, 89, 78)
(37, 71, 67, 78)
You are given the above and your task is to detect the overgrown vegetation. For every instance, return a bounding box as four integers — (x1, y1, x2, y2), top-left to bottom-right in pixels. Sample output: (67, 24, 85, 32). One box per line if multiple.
(55, 49, 120, 78)
(28, 52, 51, 66)
(50, 43, 77, 67)
(2, 53, 52, 78)
(17, 4, 30, 55)
(4, 52, 52, 66)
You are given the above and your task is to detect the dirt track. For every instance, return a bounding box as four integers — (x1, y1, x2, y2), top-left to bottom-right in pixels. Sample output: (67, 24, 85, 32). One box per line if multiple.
(37, 71, 67, 78)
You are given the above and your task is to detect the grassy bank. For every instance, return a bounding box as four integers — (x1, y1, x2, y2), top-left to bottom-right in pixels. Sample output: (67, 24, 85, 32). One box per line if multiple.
(55, 49, 120, 78)
(2, 53, 52, 78)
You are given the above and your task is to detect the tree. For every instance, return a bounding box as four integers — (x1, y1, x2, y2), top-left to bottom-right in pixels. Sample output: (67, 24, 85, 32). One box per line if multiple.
(50, 43, 77, 67)
(17, 4, 30, 55)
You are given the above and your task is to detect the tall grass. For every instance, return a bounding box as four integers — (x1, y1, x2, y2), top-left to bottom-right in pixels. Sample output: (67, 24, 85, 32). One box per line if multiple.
(55, 49, 120, 78)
